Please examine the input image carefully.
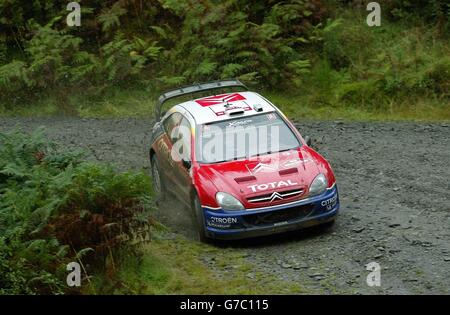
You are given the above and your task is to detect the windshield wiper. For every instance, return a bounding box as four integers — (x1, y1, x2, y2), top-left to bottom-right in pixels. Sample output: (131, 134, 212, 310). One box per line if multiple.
(248, 150, 272, 158)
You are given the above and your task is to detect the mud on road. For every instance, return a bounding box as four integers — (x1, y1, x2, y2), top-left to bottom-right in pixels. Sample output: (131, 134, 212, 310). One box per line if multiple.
(1, 118, 449, 294)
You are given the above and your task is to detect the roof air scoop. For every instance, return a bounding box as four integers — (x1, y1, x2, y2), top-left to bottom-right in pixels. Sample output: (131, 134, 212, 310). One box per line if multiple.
(253, 104, 263, 112)
(227, 108, 245, 116)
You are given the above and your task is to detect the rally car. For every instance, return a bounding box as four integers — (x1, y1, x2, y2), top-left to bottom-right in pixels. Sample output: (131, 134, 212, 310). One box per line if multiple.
(149, 80, 339, 241)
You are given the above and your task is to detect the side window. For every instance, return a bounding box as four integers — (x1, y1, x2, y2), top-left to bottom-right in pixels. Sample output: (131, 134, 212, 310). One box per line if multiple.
(177, 118, 192, 160)
(163, 113, 183, 143)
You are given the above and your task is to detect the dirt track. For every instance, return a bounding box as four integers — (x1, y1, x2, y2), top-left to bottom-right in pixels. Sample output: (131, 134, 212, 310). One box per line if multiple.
(1, 118, 449, 294)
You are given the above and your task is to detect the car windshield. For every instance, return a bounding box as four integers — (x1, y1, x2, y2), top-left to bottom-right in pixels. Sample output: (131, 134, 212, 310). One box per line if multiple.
(197, 112, 300, 163)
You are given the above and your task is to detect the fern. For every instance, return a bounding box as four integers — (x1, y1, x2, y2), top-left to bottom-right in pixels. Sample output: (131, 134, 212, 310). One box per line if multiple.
(0, 128, 154, 294)
(1, 0, 447, 105)
(98, 3, 127, 33)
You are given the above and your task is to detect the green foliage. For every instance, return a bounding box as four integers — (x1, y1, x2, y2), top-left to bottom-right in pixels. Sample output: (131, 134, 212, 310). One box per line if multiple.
(0, 60, 28, 96)
(0, 0, 449, 114)
(98, 2, 127, 33)
(102, 33, 162, 83)
(25, 19, 98, 89)
(154, 0, 325, 88)
(299, 11, 450, 109)
(0, 0, 325, 101)
(387, 1, 450, 25)
(0, 129, 153, 294)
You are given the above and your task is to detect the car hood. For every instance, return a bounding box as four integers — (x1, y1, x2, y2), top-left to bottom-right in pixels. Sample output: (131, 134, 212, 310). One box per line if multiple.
(196, 147, 321, 208)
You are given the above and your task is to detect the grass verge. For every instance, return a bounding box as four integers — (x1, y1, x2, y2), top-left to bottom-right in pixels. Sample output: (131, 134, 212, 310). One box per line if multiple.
(266, 92, 450, 122)
(89, 233, 304, 295)
(1, 88, 449, 122)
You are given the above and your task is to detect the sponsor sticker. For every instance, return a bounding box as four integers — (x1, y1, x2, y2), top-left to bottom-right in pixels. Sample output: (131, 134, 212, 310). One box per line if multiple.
(321, 194, 338, 210)
(247, 180, 298, 193)
(195, 93, 246, 107)
(228, 119, 253, 128)
(207, 216, 238, 228)
(266, 113, 277, 121)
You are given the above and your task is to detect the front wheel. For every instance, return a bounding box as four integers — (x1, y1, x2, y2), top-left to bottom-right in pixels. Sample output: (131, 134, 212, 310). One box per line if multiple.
(151, 155, 166, 202)
(192, 195, 209, 243)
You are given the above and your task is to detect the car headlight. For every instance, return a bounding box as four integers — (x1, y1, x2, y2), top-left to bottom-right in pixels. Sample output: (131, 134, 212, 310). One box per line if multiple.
(309, 173, 328, 196)
(216, 192, 244, 211)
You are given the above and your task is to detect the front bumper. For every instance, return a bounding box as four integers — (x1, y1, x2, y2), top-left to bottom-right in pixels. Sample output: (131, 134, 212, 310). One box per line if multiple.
(203, 185, 339, 240)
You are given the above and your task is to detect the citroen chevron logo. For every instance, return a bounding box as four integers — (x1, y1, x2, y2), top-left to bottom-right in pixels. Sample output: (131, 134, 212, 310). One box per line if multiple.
(247, 163, 277, 174)
(269, 192, 283, 203)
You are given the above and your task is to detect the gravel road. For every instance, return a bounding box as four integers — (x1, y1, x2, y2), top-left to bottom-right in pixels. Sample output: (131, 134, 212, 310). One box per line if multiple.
(1, 118, 449, 294)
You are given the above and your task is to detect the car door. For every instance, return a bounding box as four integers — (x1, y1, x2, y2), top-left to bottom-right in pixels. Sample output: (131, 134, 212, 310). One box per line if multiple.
(160, 112, 184, 194)
(169, 116, 193, 206)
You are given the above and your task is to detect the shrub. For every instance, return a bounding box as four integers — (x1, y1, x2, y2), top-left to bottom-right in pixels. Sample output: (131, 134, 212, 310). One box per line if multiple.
(0, 0, 327, 101)
(0, 128, 153, 294)
(304, 9, 450, 109)
(425, 57, 450, 96)
(0, 0, 449, 112)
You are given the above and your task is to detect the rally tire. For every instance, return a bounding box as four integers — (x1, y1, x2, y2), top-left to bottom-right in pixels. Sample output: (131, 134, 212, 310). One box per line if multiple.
(192, 194, 209, 243)
(151, 155, 167, 203)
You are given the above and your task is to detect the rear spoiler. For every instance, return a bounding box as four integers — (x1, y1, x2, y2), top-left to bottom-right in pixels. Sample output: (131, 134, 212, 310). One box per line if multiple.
(156, 79, 248, 119)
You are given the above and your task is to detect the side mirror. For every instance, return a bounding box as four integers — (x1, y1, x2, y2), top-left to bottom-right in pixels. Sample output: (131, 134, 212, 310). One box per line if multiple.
(304, 136, 312, 147)
(182, 159, 192, 169)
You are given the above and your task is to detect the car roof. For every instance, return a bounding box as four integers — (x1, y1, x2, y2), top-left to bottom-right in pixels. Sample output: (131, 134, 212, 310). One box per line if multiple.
(174, 91, 277, 125)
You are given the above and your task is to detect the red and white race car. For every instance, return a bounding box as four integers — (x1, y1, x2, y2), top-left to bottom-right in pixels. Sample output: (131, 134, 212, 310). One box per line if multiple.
(149, 80, 339, 241)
